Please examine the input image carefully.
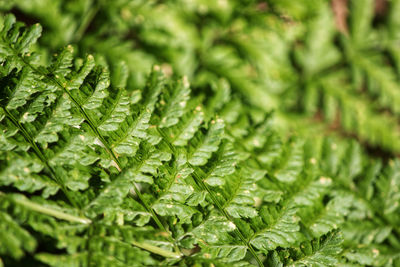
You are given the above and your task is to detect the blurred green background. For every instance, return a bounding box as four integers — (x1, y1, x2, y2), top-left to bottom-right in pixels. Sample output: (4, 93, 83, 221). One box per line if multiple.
(1, 0, 399, 154)
(1, 1, 400, 266)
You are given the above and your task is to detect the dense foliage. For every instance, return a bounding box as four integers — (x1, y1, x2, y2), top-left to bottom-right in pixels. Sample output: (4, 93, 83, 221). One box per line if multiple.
(0, 1, 399, 266)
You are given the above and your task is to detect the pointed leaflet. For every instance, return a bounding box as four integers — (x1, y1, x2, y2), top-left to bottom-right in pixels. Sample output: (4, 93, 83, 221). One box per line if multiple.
(82, 65, 110, 113)
(152, 201, 198, 224)
(83, 67, 148, 156)
(188, 118, 225, 166)
(48, 45, 74, 77)
(111, 106, 150, 156)
(85, 143, 171, 216)
(250, 206, 301, 251)
(168, 102, 204, 147)
(158, 76, 191, 128)
(349, 0, 375, 48)
(223, 166, 266, 218)
(289, 176, 333, 208)
(296, 2, 339, 77)
(305, 194, 352, 238)
(0, 152, 59, 197)
(288, 231, 343, 267)
(184, 211, 238, 247)
(104, 197, 151, 226)
(95, 68, 165, 155)
(257, 130, 283, 167)
(196, 245, 248, 263)
(375, 159, 400, 215)
(47, 130, 97, 167)
(97, 88, 131, 132)
(147, 145, 198, 222)
(243, 118, 273, 151)
(2, 67, 43, 111)
(343, 244, 400, 266)
(273, 140, 304, 183)
(151, 165, 199, 223)
(0, 14, 41, 65)
(202, 142, 238, 187)
(341, 221, 391, 246)
(32, 92, 84, 147)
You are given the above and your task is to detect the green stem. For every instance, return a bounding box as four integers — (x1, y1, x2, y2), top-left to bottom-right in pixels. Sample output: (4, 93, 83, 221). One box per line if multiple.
(73, 3, 100, 43)
(131, 240, 181, 259)
(0, 192, 90, 224)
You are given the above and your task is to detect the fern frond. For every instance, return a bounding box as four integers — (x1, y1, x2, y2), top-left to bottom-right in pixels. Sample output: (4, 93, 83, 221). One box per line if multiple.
(249, 206, 301, 252)
(1, 9, 400, 267)
(277, 231, 343, 267)
(0, 151, 58, 197)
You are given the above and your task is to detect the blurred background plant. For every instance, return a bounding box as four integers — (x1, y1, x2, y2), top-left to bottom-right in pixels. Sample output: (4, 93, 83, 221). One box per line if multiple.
(2, 0, 400, 155)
